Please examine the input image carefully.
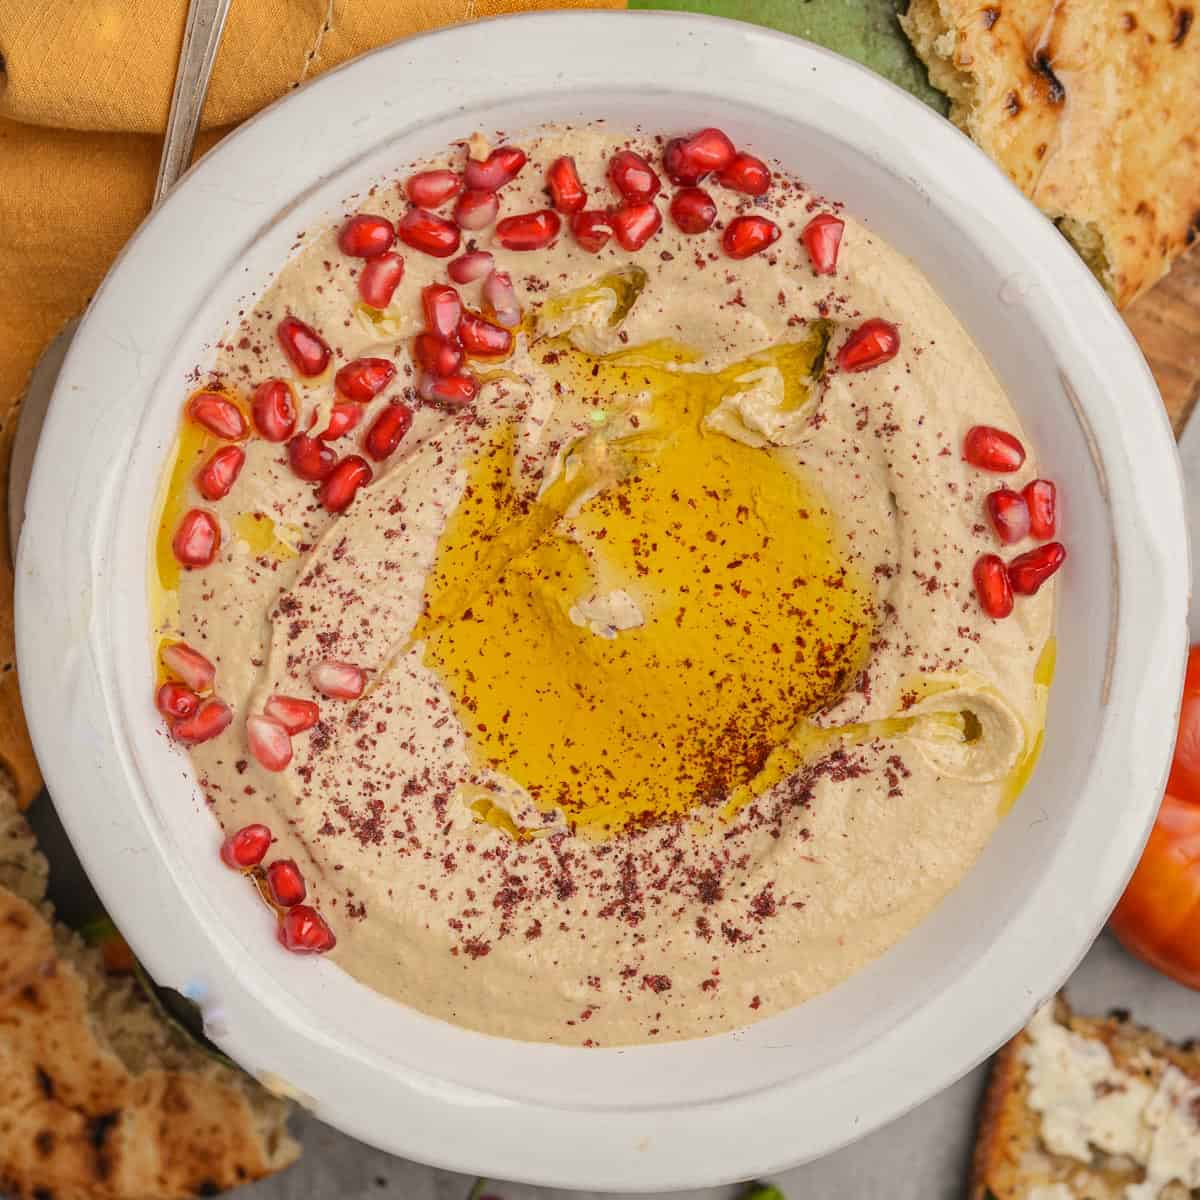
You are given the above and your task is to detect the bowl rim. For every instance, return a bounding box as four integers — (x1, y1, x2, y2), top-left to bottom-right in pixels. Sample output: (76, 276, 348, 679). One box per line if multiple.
(14, 9, 1189, 1189)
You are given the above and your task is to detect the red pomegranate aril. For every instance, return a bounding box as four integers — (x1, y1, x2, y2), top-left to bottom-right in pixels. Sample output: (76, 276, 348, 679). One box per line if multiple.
(570, 209, 612, 253)
(837, 318, 901, 373)
(337, 213, 394, 258)
(610, 202, 662, 251)
(546, 155, 586, 213)
(715, 152, 771, 196)
(985, 487, 1031, 544)
(722, 214, 780, 259)
(404, 169, 463, 208)
(495, 210, 561, 251)
(187, 392, 246, 440)
(316, 403, 363, 442)
(973, 554, 1014, 618)
(1023, 479, 1057, 539)
(250, 379, 297, 442)
(220, 823, 272, 870)
(396, 207, 461, 258)
(448, 250, 494, 284)
(481, 270, 522, 327)
(453, 189, 499, 231)
(318, 455, 372, 512)
(287, 434, 337, 482)
(173, 509, 220, 567)
(677, 127, 736, 177)
(1008, 542, 1066, 595)
(173, 697, 233, 746)
(278, 904, 336, 954)
(801, 212, 845, 275)
(963, 425, 1026, 473)
(422, 284, 463, 339)
(310, 660, 366, 700)
(608, 150, 661, 202)
(669, 187, 717, 234)
(365, 402, 414, 461)
(156, 682, 199, 721)
(413, 332, 464, 378)
(195, 445, 245, 501)
(334, 357, 395, 402)
(421, 372, 479, 409)
(266, 859, 307, 908)
(662, 139, 702, 188)
(358, 253, 404, 309)
(264, 694, 320, 735)
(278, 316, 331, 377)
(161, 642, 215, 692)
(463, 146, 527, 192)
(458, 312, 512, 358)
(247, 714, 292, 772)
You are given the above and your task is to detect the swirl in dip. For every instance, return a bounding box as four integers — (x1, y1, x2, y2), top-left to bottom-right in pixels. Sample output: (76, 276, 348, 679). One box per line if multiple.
(151, 123, 1060, 1045)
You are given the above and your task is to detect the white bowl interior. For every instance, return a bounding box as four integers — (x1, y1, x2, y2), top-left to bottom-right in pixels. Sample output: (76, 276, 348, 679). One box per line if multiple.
(17, 14, 1186, 1188)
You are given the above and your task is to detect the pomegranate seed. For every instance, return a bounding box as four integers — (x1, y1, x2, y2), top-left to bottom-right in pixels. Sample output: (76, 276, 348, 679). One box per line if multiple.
(358, 253, 404, 309)
(422, 284, 463, 339)
(963, 425, 1025, 472)
(173, 509, 220, 567)
(481, 271, 522, 327)
(310, 660, 366, 699)
(495, 210, 561, 251)
(1008, 542, 1066, 595)
(365, 402, 414, 461)
(448, 250, 494, 284)
(611, 202, 662, 251)
(266, 859, 307, 907)
(161, 642, 215, 691)
(278, 904, 336, 954)
(1023, 479, 1057, 539)
(220, 823, 272, 869)
(156, 682, 199, 721)
(265, 694, 320, 734)
(715, 152, 771, 196)
(404, 169, 462, 208)
(608, 150, 661, 202)
(396, 208, 461, 257)
(420, 372, 479, 409)
(195, 445, 245, 501)
(801, 213, 845, 275)
(464, 146, 526, 192)
(413, 332, 464, 378)
(319, 455, 372, 512)
(722, 214, 780, 259)
(454, 189, 499, 231)
(546, 156, 587, 213)
(278, 316, 331, 377)
(570, 209, 613, 253)
(250, 379, 297, 442)
(973, 554, 1014, 618)
(335, 357, 396, 402)
(985, 488, 1031, 544)
(837, 318, 901, 373)
(669, 187, 717, 234)
(247, 714, 292, 772)
(663, 127, 736, 186)
(172, 697, 233, 746)
(316, 403, 363, 442)
(287, 433, 337, 482)
(663, 139, 702, 188)
(187, 392, 246, 440)
(337, 213, 394, 258)
(458, 312, 512, 358)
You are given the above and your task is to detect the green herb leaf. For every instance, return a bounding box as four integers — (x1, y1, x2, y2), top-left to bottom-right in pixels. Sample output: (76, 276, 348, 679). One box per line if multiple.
(742, 1183, 786, 1200)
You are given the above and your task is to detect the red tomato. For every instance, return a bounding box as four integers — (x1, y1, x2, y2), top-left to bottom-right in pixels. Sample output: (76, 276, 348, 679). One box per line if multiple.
(1110, 644, 1200, 987)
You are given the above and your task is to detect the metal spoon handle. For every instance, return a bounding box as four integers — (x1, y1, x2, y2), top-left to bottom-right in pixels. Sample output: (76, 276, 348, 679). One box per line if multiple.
(153, 0, 233, 207)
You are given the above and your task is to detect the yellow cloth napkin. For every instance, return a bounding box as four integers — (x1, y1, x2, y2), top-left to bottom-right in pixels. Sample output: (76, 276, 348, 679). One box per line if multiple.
(0, 0, 620, 805)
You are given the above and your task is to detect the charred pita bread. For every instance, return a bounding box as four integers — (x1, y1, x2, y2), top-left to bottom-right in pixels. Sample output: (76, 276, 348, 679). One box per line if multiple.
(903, 0, 1200, 307)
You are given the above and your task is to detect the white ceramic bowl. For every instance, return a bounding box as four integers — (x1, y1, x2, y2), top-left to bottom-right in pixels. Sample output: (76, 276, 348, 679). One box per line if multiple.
(15, 11, 1188, 1190)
